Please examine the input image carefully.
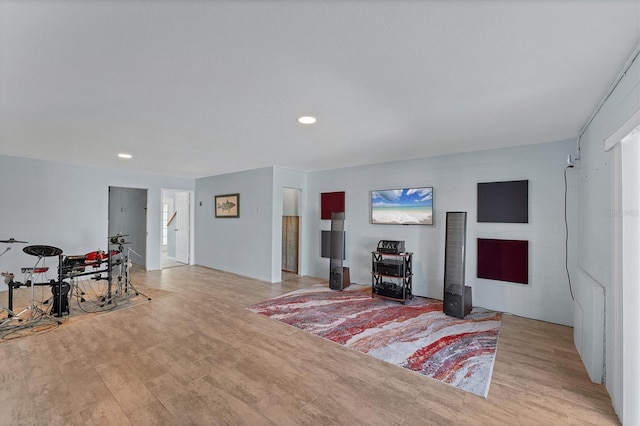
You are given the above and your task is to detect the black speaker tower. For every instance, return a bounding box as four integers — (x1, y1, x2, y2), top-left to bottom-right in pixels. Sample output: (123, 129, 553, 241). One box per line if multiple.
(443, 211, 472, 318)
(329, 212, 350, 290)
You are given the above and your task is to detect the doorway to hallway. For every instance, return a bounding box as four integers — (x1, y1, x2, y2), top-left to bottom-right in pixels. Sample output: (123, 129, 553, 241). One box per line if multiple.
(162, 189, 191, 269)
(282, 187, 301, 275)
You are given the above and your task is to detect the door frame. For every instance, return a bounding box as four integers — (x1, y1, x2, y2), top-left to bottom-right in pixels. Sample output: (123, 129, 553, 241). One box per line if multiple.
(161, 188, 195, 269)
(281, 187, 301, 277)
(604, 108, 640, 424)
(108, 186, 148, 270)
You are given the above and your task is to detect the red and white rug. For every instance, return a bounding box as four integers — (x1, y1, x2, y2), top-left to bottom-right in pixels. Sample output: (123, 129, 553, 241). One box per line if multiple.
(248, 284, 502, 398)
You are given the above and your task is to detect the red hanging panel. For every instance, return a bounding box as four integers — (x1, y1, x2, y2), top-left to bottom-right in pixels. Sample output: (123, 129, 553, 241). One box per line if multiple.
(320, 191, 345, 220)
(477, 238, 528, 284)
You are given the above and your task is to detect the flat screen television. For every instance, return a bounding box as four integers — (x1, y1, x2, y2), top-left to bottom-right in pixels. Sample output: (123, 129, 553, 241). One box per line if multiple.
(477, 180, 528, 223)
(371, 186, 433, 225)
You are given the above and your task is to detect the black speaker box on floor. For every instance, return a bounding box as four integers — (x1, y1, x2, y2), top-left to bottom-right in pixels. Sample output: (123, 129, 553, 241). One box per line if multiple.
(444, 285, 472, 318)
(330, 266, 350, 291)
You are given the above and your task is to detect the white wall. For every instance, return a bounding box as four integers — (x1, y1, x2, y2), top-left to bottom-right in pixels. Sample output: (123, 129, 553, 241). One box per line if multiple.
(304, 140, 577, 326)
(576, 50, 639, 420)
(193, 167, 307, 284)
(0, 155, 195, 291)
(194, 167, 276, 282)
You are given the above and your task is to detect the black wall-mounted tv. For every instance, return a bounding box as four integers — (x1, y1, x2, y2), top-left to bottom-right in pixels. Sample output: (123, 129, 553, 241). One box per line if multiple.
(371, 186, 433, 225)
(477, 180, 528, 223)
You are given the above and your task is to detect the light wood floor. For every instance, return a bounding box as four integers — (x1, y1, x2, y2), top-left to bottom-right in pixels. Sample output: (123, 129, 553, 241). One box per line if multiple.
(0, 265, 619, 425)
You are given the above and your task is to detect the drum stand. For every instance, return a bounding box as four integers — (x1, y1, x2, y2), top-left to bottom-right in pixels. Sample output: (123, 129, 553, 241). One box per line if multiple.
(15, 246, 63, 325)
(1, 240, 25, 327)
(15, 256, 59, 323)
(113, 247, 150, 302)
(0, 306, 16, 326)
(96, 237, 150, 306)
(69, 277, 86, 302)
(1, 273, 20, 326)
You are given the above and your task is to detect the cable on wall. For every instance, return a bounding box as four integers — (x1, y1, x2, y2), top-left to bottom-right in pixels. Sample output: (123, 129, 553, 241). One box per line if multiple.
(564, 165, 575, 300)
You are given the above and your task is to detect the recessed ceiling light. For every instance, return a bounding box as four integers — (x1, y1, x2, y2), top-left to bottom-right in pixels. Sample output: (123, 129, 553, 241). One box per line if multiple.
(297, 116, 317, 124)
(118, 153, 132, 159)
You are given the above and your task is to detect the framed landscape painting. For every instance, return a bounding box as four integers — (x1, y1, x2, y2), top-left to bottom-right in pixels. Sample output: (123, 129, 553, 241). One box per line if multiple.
(371, 186, 433, 225)
(215, 193, 239, 218)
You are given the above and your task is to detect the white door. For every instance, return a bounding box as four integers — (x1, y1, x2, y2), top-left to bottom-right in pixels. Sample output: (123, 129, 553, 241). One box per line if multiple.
(605, 110, 640, 425)
(175, 192, 190, 264)
(620, 124, 639, 425)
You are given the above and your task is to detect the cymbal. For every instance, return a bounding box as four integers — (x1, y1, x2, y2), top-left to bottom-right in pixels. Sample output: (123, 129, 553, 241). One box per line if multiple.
(23, 245, 63, 257)
(0, 238, 28, 243)
(108, 233, 129, 239)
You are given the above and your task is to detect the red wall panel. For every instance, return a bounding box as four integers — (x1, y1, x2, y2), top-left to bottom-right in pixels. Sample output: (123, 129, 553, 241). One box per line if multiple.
(477, 238, 528, 284)
(321, 191, 345, 220)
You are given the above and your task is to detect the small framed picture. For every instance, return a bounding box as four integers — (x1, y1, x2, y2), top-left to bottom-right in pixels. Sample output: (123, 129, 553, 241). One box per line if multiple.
(214, 193, 239, 218)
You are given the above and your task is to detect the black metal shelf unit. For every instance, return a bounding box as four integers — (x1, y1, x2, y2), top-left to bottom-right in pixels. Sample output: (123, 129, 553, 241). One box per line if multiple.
(371, 251, 413, 303)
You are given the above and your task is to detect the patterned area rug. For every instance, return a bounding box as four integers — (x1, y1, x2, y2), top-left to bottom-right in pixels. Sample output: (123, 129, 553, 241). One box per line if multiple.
(249, 284, 502, 398)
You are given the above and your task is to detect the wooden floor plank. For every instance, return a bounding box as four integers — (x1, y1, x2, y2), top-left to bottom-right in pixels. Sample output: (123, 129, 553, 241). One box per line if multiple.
(0, 265, 619, 425)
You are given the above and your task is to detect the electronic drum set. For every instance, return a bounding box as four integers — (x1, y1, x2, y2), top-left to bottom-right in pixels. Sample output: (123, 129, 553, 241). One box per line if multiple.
(1, 234, 150, 336)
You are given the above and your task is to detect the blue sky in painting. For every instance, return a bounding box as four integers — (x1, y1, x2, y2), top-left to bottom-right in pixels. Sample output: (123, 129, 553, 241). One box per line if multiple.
(372, 187, 433, 208)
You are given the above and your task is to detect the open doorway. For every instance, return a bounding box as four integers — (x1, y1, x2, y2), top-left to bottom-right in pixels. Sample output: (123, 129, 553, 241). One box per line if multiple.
(108, 186, 147, 269)
(282, 188, 301, 277)
(162, 189, 191, 269)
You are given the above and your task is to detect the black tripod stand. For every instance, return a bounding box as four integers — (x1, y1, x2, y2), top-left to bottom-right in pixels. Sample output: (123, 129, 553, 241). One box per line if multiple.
(108, 235, 151, 302)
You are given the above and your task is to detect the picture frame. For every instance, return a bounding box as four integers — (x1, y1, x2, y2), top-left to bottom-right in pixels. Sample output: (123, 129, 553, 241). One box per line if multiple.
(371, 186, 433, 225)
(214, 193, 240, 218)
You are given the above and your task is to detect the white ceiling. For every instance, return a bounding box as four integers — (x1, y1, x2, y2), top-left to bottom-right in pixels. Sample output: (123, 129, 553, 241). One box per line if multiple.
(1, 1, 639, 178)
